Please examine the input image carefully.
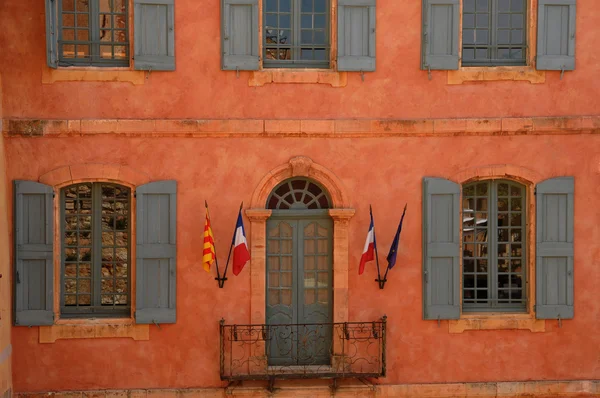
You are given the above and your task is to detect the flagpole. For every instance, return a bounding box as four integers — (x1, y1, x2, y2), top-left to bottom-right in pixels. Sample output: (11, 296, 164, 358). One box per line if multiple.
(371, 205, 384, 289)
(220, 201, 243, 288)
(206, 200, 223, 285)
(381, 203, 407, 287)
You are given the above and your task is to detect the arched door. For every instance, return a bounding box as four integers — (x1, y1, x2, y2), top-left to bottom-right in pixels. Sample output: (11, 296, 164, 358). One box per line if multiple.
(265, 179, 333, 366)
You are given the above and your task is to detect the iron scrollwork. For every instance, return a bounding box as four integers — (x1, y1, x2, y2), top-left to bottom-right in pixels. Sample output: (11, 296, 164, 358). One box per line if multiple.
(220, 316, 387, 381)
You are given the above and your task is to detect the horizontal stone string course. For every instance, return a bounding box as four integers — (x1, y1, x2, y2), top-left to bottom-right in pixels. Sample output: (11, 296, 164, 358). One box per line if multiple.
(2, 117, 600, 137)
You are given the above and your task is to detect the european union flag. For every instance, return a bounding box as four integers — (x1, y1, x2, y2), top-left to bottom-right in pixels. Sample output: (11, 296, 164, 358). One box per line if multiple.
(386, 204, 407, 270)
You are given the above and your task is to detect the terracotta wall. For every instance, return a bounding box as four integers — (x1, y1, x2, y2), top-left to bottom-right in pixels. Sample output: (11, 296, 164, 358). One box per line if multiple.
(0, 74, 13, 396)
(5, 134, 600, 392)
(0, 1, 598, 120)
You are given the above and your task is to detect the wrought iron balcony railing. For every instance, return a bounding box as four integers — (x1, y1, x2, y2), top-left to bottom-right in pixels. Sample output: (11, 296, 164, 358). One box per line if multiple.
(220, 317, 386, 381)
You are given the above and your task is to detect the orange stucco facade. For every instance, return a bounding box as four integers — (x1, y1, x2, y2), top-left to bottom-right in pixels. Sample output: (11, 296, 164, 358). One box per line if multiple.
(1, 0, 599, 397)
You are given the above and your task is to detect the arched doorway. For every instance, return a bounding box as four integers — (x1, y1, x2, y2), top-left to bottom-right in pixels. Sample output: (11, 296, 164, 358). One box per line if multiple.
(265, 178, 333, 366)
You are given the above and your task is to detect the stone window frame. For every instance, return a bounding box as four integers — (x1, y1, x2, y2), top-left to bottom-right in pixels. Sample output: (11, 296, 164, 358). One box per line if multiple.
(36, 163, 151, 343)
(448, 164, 545, 333)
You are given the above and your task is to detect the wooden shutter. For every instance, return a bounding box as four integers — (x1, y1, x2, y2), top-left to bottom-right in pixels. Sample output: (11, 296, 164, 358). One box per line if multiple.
(422, 0, 459, 70)
(45, 0, 58, 68)
(135, 180, 177, 324)
(537, 0, 576, 71)
(337, 0, 376, 72)
(536, 177, 574, 320)
(422, 178, 460, 320)
(221, 0, 259, 71)
(14, 181, 54, 326)
(134, 0, 176, 71)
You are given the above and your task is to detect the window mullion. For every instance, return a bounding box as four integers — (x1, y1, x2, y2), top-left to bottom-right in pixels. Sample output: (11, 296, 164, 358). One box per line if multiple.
(92, 183, 103, 309)
(490, 0, 497, 63)
(90, 0, 100, 63)
(489, 180, 498, 308)
(293, 0, 301, 62)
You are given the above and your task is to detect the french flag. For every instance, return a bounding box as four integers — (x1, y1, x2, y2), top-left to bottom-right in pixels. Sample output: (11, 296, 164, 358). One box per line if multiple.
(232, 210, 251, 276)
(359, 211, 376, 275)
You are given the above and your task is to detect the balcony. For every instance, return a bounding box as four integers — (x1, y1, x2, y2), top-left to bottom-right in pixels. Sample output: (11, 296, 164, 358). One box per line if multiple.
(219, 317, 386, 383)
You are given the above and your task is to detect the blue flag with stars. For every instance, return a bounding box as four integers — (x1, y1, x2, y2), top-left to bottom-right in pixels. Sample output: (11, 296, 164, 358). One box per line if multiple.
(386, 204, 407, 269)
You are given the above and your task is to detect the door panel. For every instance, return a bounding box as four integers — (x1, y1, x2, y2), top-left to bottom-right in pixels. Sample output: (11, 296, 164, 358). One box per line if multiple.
(266, 217, 333, 366)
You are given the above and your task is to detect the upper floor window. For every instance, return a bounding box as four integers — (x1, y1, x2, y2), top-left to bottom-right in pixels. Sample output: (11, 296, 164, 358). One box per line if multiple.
(58, 0, 129, 67)
(264, 0, 330, 68)
(462, 0, 527, 66)
(61, 182, 131, 317)
(462, 180, 526, 312)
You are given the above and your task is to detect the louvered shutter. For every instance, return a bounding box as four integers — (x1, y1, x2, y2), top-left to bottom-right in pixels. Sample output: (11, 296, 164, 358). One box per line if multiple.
(135, 181, 177, 324)
(45, 0, 58, 68)
(536, 177, 574, 320)
(422, 0, 459, 70)
(423, 178, 460, 320)
(337, 0, 376, 72)
(14, 181, 54, 326)
(221, 0, 259, 71)
(134, 0, 176, 71)
(537, 0, 576, 71)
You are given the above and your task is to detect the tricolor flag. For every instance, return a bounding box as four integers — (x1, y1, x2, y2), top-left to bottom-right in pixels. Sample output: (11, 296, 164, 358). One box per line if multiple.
(202, 211, 216, 273)
(359, 209, 376, 275)
(231, 210, 251, 276)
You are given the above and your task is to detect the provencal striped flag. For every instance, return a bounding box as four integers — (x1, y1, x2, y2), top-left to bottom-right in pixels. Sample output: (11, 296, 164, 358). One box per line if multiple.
(202, 210, 216, 273)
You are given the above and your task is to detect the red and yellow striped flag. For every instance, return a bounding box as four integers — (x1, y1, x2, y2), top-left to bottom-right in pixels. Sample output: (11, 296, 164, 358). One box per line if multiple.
(202, 212, 216, 273)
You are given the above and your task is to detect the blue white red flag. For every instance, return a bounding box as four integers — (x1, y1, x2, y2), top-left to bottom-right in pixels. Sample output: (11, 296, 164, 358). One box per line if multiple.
(232, 210, 251, 276)
(359, 210, 376, 275)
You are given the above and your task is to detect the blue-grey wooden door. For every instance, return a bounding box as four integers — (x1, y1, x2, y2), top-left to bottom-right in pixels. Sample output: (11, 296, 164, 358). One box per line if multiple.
(266, 212, 333, 366)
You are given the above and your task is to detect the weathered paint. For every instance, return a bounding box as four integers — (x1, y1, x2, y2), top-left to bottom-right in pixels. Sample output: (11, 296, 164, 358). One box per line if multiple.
(0, 73, 13, 396)
(5, 135, 600, 392)
(0, 0, 599, 394)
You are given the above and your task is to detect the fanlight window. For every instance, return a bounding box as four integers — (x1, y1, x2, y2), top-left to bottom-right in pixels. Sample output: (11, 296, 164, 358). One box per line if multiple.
(267, 178, 331, 210)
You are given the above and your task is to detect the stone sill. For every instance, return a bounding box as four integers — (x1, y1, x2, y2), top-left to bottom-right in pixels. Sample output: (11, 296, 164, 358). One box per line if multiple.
(3, 116, 600, 138)
(249, 69, 347, 87)
(449, 315, 545, 333)
(39, 322, 149, 343)
(42, 67, 145, 85)
(448, 66, 545, 85)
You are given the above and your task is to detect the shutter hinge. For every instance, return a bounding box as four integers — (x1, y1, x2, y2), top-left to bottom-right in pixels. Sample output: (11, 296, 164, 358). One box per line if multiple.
(534, 187, 537, 196)
(52, 191, 56, 199)
(134, 192, 137, 198)
(16, 271, 21, 284)
(533, 304, 536, 312)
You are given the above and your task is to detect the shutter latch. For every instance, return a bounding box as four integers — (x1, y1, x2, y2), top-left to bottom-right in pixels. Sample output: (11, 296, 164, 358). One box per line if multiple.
(437, 316, 441, 328)
(557, 315, 562, 328)
(360, 70, 365, 82)
(153, 320, 161, 329)
(560, 66, 566, 80)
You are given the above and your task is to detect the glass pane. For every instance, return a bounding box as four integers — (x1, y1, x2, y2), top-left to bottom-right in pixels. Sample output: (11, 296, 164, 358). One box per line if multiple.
(268, 289, 279, 305)
(317, 289, 328, 304)
(268, 257, 280, 271)
(281, 289, 292, 305)
(464, 259, 474, 272)
(304, 256, 315, 270)
(102, 295, 114, 305)
(463, 275, 475, 288)
(498, 274, 509, 288)
(498, 259, 508, 272)
(115, 295, 127, 305)
(102, 231, 114, 246)
(510, 213, 522, 226)
(317, 239, 328, 254)
(317, 272, 328, 288)
(76, 0, 88, 11)
(476, 183, 488, 196)
(116, 279, 127, 293)
(78, 263, 91, 277)
(281, 272, 292, 287)
(115, 248, 127, 261)
(102, 263, 114, 277)
(281, 256, 292, 270)
(476, 259, 488, 272)
(476, 275, 488, 288)
(304, 240, 315, 255)
(304, 272, 315, 288)
(79, 279, 91, 294)
(280, 223, 292, 237)
(76, 14, 89, 27)
(511, 230, 522, 242)
(269, 272, 280, 287)
(304, 290, 315, 305)
(78, 295, 91, 305)
(317, 256, 328, 270)
(102, 279, 114, 293)
(510, 185, 522, 196)
(102, 248, 114, 261)
(498, 183, 509, 196)
(115, 262, 127, 277)
(498, 198, 508, 211)
(65, 263, 76, 277)
(268, 240, 279, 254)
(511, 259, 522, 272)
(281, 240, 292, 254)
(65, 279, 77, 294)
(78, 248, 91, 261)
(65, 295, 76, 305)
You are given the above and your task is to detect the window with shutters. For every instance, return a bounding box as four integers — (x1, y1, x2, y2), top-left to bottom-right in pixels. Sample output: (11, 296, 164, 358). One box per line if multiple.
(264, 0, 331, 68)
(462, 180, 527, 312)
(57, 0, 130, 67)
(61, 183, 131, 317)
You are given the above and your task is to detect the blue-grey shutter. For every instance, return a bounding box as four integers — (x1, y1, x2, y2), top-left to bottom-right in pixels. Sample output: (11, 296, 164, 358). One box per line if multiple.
(14, 181, 54, 326)
(134, 0, 175, 71)
(537, 0, 576, 71)
(221, 0, 259, 71)
(536, 177, 574, 320)
(135, 180, 177, 324)
(45, 0, 58, 68)
(337, 0, 376, 72)
(422, 178, 460, 320)
(421, 0, 459, 70)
